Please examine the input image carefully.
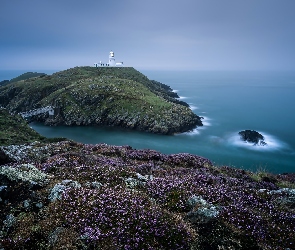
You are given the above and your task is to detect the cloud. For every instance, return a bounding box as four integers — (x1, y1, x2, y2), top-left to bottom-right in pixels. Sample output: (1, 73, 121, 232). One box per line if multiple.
(1, 0, 295, 70)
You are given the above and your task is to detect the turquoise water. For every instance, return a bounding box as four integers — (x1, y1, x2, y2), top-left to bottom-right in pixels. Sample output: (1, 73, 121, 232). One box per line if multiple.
(1, 70, 295, 173)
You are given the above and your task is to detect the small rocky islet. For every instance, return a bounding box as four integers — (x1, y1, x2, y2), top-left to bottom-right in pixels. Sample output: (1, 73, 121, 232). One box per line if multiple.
(0, 71, 295, 249)
(239, 130, 267, 146)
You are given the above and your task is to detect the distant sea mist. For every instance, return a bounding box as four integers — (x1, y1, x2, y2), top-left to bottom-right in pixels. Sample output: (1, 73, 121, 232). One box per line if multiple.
(1, 69, 295, 173)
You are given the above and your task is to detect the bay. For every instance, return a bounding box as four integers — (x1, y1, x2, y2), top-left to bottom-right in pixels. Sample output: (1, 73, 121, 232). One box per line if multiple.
(1, 69, 295, 173)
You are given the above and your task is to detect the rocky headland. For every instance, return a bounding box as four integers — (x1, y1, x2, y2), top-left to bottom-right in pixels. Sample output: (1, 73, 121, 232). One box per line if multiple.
(0, 108, 295, 249)
(0, 67, 202, 135)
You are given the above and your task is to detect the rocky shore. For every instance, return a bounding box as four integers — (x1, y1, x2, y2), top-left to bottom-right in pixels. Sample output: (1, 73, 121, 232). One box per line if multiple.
(0, 67, 202, 135)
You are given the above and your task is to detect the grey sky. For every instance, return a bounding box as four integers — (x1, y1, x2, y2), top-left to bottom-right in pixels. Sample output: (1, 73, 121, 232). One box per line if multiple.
(1, 0, 295, 70)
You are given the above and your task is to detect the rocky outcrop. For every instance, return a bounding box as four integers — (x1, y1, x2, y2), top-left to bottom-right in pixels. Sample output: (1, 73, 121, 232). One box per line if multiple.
(186, 195, 220, 224)
(239, 130, 267, 145)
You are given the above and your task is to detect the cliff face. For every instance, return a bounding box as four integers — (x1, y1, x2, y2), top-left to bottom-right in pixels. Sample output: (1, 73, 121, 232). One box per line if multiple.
(0, 67, 202, 135)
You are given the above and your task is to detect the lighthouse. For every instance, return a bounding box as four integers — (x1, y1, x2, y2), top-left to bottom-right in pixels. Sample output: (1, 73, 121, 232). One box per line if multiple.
(94, 51, 124, 67)
(109, 50, 116, 66)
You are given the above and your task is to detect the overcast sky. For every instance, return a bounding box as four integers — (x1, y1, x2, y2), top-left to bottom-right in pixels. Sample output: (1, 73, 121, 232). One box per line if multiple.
(1, 0, 295, 71)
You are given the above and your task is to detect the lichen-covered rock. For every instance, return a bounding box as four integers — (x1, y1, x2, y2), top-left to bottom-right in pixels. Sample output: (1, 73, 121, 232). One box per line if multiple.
(85, 181, 103, 189)
(186, 195, 208, 209)
(0, 163, 49, 187)
(49, 180, 81, 202)
(2, 214, 16, 230)
(48, 184, 68, 202)
(186, 195, 220, 224)
(187, 206, 220, 224)
(124, 173, 151, 189)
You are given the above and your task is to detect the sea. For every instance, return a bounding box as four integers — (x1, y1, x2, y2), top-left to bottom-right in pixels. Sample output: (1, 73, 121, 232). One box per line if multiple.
(1, 69, 295, 174)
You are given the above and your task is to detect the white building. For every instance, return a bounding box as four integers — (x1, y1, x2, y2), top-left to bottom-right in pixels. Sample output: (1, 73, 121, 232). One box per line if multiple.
(94, 51, 124, 67)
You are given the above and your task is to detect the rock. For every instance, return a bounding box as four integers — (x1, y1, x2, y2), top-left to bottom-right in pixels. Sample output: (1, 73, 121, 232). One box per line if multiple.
(186, 195, 220, 224)
(0, 186, 8, 201)
(0, 163, 49, 187)
(187, 206, 220, 224)
(0, 148, 13, 165)
(238, 130, 267, 145)
(48, 227, 65, 246)
(125, 173, 151, 189)
(3, 214, 16, 230)
(186, 195, 208, 209)
(135, 173, 149, 182)
(265, 188, 295, 209)
(48, 184, 68, 202)
(61, 179, 81, 188)
(49, 180, 81, 202)
(23, 199, 31, 209)
(90, 181, 103, 189)
(35, 202, 43, 208)
(125, 177, 141, 189)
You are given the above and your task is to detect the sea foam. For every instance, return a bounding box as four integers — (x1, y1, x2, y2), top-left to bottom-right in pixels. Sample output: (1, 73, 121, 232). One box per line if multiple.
(200, 116, 211, 127)
(180, 116, 211, 136)
(189, 104, 198, 110)
(178, 96, 188, 100)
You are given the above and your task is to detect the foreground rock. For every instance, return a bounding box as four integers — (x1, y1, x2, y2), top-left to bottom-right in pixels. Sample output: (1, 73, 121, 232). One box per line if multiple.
(239, 129, 267, 145)
(0, 141, 294, 249)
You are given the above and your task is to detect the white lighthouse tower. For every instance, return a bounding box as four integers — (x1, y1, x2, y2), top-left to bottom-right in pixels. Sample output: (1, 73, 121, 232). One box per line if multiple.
(109, 50, 116, 66)
(94, 51, 124, 67)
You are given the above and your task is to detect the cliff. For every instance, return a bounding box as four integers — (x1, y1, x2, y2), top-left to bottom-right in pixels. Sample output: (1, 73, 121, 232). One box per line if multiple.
(0, 67, 202, 135)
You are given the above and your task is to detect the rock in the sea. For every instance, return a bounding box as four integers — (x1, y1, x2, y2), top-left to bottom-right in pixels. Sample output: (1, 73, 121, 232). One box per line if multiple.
(238, 130, 267, 146)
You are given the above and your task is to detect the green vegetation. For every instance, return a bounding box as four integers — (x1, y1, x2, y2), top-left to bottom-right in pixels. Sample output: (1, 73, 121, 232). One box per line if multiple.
(9, 72, 46, 83)
(0, 108, 45, 145)
(0, 108, 66, 146)
(0, 67, 202, 134)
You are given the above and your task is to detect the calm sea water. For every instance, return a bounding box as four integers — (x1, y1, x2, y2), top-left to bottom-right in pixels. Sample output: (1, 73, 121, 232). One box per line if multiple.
(1, 69, 295, 173)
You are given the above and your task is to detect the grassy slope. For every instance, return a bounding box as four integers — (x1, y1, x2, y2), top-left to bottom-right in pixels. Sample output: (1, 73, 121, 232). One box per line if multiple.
(0, 108, 66, 146)
(0, 67, 201, 134)
(9, 72, 46, 83)
(0, 108, 45, 145)
(0, 67, 184, 111)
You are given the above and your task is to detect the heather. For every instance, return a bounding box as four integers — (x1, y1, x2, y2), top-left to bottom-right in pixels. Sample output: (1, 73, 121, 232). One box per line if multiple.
(0, 141, 294, 249)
